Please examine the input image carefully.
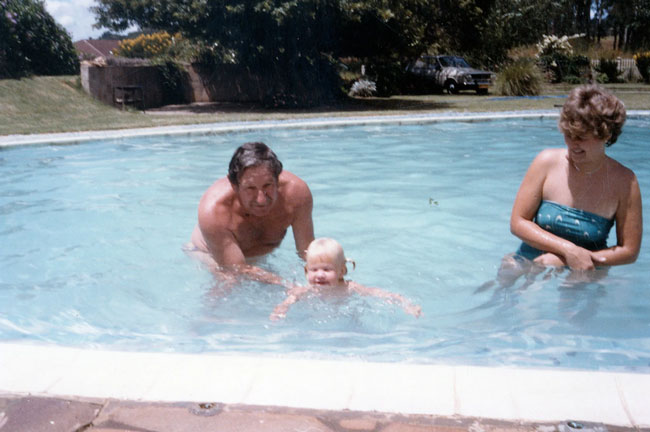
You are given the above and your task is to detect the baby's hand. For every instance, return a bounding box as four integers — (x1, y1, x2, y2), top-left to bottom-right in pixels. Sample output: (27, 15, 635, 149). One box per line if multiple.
(404, 303, 422, 318)
(269, 310, 286, 321)
(270, 304, 288, 321)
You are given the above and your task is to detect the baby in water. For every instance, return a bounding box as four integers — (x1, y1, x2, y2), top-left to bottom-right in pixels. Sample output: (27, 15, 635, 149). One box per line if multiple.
(270, 237, 421, 320)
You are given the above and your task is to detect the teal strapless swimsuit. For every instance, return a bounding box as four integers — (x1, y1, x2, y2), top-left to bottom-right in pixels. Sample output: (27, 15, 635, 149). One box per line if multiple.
(517, 200, 614, 261)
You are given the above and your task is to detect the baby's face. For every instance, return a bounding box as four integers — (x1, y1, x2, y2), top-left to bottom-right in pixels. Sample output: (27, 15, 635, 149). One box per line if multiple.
(305, 259, 342, 287)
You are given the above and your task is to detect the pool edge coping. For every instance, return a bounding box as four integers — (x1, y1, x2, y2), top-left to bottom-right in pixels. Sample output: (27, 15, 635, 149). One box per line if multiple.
(2, 110, 649, 148)
(0, 110, 631, 148)
(1, 342, 649, 428)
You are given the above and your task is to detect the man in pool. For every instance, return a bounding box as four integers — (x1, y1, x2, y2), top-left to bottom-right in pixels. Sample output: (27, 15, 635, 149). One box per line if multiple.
(188, 142, 314, 285)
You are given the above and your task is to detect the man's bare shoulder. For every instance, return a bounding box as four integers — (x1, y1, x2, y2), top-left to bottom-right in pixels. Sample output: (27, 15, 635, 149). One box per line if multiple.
(198, 177, 237, 226)
(279, 170, 312, 204)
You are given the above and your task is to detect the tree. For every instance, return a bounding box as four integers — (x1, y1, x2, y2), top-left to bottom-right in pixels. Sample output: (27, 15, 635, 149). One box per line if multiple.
(610, 0, 650, 50)
(93, 0, 345, 107)
(92, 0, 454, 103)
(0, 0, 79, 78)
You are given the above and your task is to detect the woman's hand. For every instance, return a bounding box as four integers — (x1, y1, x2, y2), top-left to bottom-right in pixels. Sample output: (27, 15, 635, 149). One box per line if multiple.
(533, 253, 565, 267)
(542, 245, 605, 270)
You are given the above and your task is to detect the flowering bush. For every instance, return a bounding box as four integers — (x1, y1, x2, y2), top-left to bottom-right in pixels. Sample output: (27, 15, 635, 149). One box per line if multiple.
(536, 34, 590, 83)
(116, 32, 180, 59)
(633, 51, 650, 83)
(536, 35, 574, 58)
(348, 79, 377, 97)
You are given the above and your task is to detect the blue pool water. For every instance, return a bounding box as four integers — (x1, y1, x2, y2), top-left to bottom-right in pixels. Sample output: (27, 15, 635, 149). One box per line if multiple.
(1, 117, 649, 371)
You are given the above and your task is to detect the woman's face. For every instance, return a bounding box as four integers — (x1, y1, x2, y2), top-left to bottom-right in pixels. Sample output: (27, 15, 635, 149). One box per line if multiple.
(564, 133, 607, 164)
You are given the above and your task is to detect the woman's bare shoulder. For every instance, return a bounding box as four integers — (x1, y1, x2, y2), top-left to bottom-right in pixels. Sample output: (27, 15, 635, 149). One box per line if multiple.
(608, 157, 636, 179)
(535, 147, 565, 163)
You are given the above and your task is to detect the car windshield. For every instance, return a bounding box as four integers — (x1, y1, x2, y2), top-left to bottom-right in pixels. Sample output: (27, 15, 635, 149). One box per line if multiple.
(438, 56, 471, 68)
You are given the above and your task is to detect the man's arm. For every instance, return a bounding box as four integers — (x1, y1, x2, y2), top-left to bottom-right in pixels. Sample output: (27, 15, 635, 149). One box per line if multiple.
(288, 176, 314, 260)
(198, 203, 290, 287)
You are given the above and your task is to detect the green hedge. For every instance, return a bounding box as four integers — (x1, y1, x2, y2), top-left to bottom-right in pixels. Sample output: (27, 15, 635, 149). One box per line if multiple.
(0, 0, 79, 78)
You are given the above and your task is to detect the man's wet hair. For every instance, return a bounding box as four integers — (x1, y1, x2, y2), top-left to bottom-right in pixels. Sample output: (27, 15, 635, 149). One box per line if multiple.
(228, 142, 283, 186)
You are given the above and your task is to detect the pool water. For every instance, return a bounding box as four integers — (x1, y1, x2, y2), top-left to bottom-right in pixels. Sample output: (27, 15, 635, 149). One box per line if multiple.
(1, 117, 649, 371)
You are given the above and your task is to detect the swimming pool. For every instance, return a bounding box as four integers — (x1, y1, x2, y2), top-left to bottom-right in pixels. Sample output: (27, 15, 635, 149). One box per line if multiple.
(1, 115, 649, 372)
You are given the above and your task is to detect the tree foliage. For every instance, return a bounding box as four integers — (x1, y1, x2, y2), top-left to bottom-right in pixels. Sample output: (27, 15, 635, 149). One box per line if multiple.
(0, 0, 79, 78)
(90, 0, 650, 104)
(93, 0, 347, 106)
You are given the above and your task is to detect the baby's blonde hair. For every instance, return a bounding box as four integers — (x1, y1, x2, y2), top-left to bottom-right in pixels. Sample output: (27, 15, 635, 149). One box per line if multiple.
(305, 237, 355, 274)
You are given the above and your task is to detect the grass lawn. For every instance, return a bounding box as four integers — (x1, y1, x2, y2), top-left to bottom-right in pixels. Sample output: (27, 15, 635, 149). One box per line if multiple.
(1, 75, 649, 136)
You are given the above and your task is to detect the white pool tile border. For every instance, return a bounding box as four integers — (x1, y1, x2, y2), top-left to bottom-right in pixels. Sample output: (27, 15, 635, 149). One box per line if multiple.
(1, 342, 649, 428)
(2, 110, 648, 148)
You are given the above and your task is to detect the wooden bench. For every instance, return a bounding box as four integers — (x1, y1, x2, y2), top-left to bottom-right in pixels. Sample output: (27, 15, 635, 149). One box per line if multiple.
(113, 85, 144, 110)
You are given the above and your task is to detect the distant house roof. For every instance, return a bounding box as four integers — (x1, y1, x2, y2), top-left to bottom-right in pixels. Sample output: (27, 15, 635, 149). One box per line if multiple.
(74, 39, 121, 59)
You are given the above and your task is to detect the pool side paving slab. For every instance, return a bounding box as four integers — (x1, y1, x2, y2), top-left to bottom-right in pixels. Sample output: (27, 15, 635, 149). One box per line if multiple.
(3, 113, 650, 431)
(1, 342, 649, 431)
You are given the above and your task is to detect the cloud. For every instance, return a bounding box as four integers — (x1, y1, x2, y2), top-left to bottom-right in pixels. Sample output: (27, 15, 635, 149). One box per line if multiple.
(44, 0, 104, 41)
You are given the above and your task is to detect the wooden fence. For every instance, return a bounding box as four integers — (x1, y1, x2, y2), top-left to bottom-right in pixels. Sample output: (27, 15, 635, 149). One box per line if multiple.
(591, 58, 640, 76)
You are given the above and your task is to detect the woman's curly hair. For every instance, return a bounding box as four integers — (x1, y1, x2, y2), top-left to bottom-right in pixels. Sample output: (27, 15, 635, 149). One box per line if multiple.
(558, 85, 626, 146)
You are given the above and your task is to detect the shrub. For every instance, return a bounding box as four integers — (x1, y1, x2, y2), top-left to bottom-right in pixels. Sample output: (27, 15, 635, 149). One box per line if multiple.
(116, 32, 177, 59)
(594, 58, 622, 83)
(366, 61, 408, 97)
(151, 60, 186, 105)
(538, 53, 590, 83)
(634, 51, 650, 83)
(495, 58, 543, 96)
(536, 34, 574, 57)
(564, 75, 583, 84)
(595, 72, 609, 84)
(348, 79, 377, 97)
(0, 0, 79, 78)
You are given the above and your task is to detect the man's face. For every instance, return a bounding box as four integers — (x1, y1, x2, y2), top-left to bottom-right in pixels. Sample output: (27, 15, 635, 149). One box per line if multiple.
(234, 165, 279, 217)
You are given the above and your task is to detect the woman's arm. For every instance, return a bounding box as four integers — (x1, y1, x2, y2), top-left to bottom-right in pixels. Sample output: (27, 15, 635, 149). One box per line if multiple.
(591, 171, 643, 265)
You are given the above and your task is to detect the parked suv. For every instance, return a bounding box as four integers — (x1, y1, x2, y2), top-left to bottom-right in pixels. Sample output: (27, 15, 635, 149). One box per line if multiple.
(406, 55, 494, 94)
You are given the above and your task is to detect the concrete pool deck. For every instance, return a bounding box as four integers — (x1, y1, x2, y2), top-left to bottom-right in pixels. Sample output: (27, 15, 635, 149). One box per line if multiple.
(2, 113, 650, 430)
(1, 342, 650, 431)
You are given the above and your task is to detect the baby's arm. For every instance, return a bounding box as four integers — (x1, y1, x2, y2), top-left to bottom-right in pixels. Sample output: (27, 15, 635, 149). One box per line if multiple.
(348, 282, 422, 318)
(270, 285, 311, 321)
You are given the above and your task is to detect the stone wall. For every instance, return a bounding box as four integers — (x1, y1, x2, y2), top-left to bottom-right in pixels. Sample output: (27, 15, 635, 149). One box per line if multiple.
(81, 62, 270, 109)
(81, 63, 165, 109)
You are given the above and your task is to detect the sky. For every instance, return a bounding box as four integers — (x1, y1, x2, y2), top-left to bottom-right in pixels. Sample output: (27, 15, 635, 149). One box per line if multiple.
(43, 0, 112, 41)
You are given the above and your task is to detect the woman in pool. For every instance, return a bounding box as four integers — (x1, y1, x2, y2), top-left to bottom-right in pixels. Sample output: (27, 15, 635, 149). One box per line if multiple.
(505, 84, 642, 273)
(270, 237, 421, 320)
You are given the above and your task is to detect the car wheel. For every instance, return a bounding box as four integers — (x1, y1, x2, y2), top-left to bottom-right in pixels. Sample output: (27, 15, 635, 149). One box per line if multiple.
(477, 88, 488, 95)
(445, 81, 459, 94)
